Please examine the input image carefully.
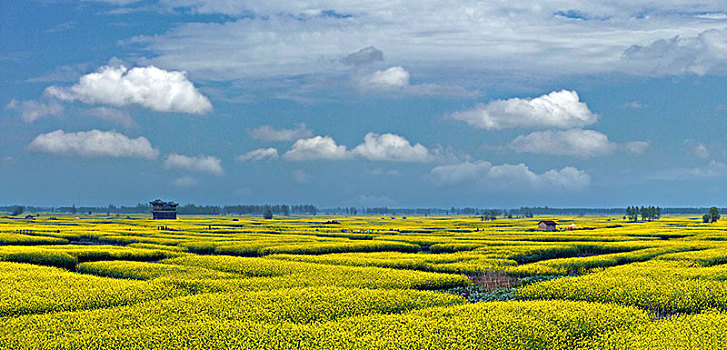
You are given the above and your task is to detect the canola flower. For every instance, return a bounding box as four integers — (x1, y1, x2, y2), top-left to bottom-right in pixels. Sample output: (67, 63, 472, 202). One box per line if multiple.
(1, 214, 727, 349)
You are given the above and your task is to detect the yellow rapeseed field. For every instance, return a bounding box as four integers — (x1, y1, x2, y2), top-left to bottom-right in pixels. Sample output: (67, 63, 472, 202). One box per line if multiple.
(2, 214, 727, 349)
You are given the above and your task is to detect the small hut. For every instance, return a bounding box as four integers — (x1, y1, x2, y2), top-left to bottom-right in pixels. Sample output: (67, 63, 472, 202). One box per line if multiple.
(24, 214, 35, 220)
(538, 220, 557, 231)
(150, 199, 178, 220)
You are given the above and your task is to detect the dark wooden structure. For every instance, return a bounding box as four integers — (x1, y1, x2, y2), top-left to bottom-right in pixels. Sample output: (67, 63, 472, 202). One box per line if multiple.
(150, 199, 178, 220)
(538, 220, 557, 231)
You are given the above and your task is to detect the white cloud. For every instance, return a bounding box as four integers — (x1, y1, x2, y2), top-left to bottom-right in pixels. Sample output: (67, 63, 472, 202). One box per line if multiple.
(172, 175, 198, 187)
(246, 123, 313, 141)
(282, 133, 438, 162)
(292, 169, 309, 184)
(282, 136, 350, 161)
(430, 160, 590, 190)
(45, 65, 212, 114)
(237, 148, 279, 161)
(623, 29, 727, 75)
(5, 99, 63, 122)
(625, 141, 650, 154)
(26, 130, 159, 159)
(620, 101, 647, 109)
(430, 160, 493, 185)
(360, 66, 410, 90)
(450, 90, 598, 130)
(684, 140, 712, 159)
(695, 143, 711, 159)
(358, 66, 477, 97)
(352, 133, 431, 162)
(83, 107, 137, 128)
(164, 153, 224, 175)
(509, 129, 615, 158)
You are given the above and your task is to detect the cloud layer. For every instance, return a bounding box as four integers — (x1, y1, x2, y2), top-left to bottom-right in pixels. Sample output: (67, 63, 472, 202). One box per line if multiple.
(26, 130, 159, 159)
(623, 29, 727, 75)
(112, 1, 727, 84)
(450, 90, 598, 130)
(45, 65, 212, 114)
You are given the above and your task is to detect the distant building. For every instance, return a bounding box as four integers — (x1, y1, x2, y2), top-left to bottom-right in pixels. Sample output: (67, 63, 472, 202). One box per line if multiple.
(24, 215, 35, 220)
(538, 220, 557, 231)
(150, 199, 178, 220)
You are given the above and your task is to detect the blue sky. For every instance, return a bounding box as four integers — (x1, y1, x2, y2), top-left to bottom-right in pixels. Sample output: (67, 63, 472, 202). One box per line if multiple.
(2, 0, 727, 208)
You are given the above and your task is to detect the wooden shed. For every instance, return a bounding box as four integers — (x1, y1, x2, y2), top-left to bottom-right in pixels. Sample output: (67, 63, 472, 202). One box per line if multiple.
(538, 220, 557, 231)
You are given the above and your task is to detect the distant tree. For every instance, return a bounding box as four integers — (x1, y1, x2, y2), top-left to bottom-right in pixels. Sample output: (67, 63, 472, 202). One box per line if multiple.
(263, 208, 273, 220)
(11, 206, 23, 216)
(626, 206, 639, 222)
(71, 205, 77, 214)
(704, 207, 721, 223)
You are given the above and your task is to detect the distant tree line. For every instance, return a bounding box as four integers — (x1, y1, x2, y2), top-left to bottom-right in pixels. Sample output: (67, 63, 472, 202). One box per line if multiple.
(625, 206, 661, 221)
(0, 203, 318, 216)
(3, 204, 727, 217)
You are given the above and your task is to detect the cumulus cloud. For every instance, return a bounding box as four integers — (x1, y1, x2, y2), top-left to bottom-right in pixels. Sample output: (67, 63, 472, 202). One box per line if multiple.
(164, 153, 224, 175)
(360, 66, 410, 90)
(342, 46, 383, 66)
(45, 65, 212, 114)
(430, 160, 590, 190)
(83, 107, 137, 128)
(237, 148, 279, 161)
(5, 99, 63, 122)
(172, 175, 198, 187)
(282, 136, 350, 161)
(26, 130, 159, 159)
(246, 123, 313, 141)
(509, 129, 615, 158)
(623, 29, 727, 75)
(450, 90, 598, 130)
(282, 133, 437, 162)
(352, 133, 432, 162)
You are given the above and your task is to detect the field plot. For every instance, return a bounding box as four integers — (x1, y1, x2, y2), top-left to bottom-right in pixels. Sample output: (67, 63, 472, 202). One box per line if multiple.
(2, 214, 727, 349)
